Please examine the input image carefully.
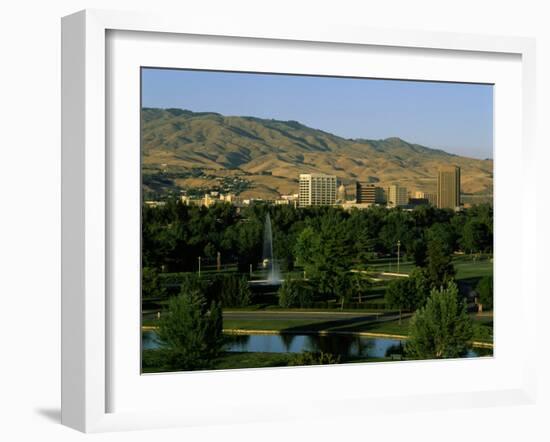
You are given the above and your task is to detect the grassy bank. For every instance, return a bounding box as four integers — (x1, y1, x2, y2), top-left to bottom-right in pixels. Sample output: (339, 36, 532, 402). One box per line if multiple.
(145, 309, 492, 343)
(142, 349, 388, 373)
(222, 315, 410, 336)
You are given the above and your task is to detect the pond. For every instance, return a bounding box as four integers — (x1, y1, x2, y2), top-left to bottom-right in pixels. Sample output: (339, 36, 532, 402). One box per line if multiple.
(142, 331, 486, 359)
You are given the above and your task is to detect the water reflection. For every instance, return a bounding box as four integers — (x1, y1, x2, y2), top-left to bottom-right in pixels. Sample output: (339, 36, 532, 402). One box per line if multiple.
(142, 331, 490, 359)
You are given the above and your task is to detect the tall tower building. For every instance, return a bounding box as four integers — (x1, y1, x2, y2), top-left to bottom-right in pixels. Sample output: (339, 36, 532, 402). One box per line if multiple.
(437, 165, 461, 209)
(298, 173, 337, 207)
(387, 185, 408, 208)
(356, 182, 386, 204)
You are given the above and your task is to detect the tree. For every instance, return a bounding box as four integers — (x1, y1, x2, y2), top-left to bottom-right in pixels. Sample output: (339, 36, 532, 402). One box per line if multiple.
(385, 278, 416, 323)
(378, 210, 412, 254)
(408, 236, 428, 267)
(203, 242, 217, 261)
(405, 282, 473, 359)
(294, 226, 319, 269)
(156, 286, 224, 370)
(350, 272, 371, 304)
(409, 267, 430, 309)
(461, 219, 491, 254)
(385, 268, 430, 323)
(212, 274, 252, 307)
(426, 223, 456, 256)
(425, 239, 455, 288)
(476, 276, 493, 311)
(345, 212, 376, 267)
(333, 273, 354, 310)
(142, 266, 166, 299)
(288, 351, 340, 366)
(232, 216, 263, 273)
(278, 278, 313, 308)
(294, 217, 354, 299)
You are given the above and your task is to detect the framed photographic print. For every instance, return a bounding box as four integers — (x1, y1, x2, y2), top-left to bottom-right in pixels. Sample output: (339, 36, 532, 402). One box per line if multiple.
(61, 9, 537, 433)
(140, 68, 494, 374)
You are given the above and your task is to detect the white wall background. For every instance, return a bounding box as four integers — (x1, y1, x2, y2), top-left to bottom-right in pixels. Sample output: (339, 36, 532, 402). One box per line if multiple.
(0, 1, 548, 441)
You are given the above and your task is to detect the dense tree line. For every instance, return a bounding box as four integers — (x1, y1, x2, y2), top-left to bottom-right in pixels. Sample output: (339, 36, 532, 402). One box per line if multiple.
(143, 200, 493, 274)
(143, 200, 492, 312)
(144, 201, 493, 367)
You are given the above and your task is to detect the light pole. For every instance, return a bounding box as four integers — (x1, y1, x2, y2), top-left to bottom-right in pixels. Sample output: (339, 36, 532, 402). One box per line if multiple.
(397, 240, 401, 274)
(198, 256, 201, 277)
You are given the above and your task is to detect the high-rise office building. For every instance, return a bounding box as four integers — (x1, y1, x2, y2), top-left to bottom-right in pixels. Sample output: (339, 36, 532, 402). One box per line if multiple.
(356, 182, 386, 204)
(298, 173, 337, 207)
(387, 185, 408, 208)
(437, 165, 461, 209)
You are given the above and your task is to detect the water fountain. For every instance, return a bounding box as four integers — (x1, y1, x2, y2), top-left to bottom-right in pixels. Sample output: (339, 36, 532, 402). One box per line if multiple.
(261, 213, 281, 284)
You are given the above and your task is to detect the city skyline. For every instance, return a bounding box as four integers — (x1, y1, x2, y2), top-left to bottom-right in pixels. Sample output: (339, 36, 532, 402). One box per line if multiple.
(172, 166, 466, 211)
(142, 68, 494, 160)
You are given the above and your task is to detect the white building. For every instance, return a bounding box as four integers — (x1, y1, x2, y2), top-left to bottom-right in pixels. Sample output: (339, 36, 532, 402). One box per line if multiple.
(298, 173, 337, 207)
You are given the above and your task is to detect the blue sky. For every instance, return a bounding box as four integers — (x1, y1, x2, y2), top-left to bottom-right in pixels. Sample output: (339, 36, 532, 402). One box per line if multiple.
(142, 68, 493, 159)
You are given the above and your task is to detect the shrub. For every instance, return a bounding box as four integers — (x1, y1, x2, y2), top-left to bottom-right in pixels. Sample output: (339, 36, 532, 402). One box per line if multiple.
(209, 274, 252, 307)
(278, 279, 314, 308)
(476, 276, 493, 311)
(142, 266, 166, 299)
(157, 289, 224, 371)
(384, 342, 405, 358)
(405, 282, 473, 359)
(288, 351, 340, 366)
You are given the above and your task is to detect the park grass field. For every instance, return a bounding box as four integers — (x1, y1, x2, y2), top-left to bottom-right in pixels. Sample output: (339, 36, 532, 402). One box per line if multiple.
(221, 313, 492, 343)
(453, 255, 493, 280)
(142, 252, 494, 371)
(142, 349, 390, 373)
(142, 350, 293, 373)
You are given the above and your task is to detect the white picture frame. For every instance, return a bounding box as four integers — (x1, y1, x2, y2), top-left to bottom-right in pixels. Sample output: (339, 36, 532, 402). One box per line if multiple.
(61, 9, 537, 433)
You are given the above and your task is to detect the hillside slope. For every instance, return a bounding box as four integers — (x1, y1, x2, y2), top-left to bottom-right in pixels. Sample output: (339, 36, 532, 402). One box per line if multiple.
(142, 108, 493, 200)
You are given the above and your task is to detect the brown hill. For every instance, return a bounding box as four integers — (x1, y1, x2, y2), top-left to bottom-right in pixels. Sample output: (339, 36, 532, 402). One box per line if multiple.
(142, 108, 493, 200)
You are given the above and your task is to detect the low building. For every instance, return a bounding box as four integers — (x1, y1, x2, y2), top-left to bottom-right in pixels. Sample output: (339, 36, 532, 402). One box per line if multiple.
(408, 198, 430, 208)
(180, 196, 202, 206)
(356, 182, 386, 204)
(144, 200, 166, 208)
(413, 190, 437, 206)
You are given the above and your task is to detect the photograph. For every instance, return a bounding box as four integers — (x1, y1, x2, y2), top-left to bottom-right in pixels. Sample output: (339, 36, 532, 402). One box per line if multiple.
(140, 68, 494, 373)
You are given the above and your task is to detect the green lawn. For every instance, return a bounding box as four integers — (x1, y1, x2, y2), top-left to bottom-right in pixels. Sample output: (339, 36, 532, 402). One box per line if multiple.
(223, 314, 410, 336)
(368, 259, 416, 274)
(224, 312, 492, 342)
(471, 314, 494, 343)
(366, 255, 492, 280)
(146, 309, 492, 342)
(141, 350, 293, 373)
(142, 349, 391, 373)
(453, 255, 493, 281)
(144, 254, 493, 341)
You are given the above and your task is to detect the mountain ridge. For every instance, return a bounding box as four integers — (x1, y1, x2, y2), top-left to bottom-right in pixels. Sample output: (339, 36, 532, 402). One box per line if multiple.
(141, 108, 493, 200)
